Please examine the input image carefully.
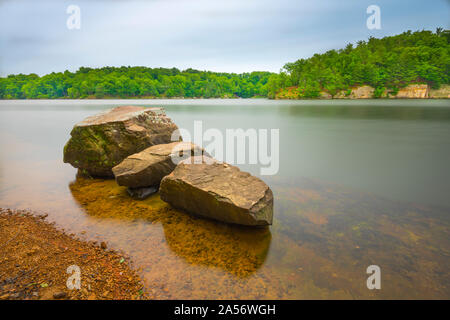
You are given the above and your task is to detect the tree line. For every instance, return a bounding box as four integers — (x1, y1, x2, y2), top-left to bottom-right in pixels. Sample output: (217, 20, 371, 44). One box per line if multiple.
(266, 29, 449, 98)
(0, 29, 448, 99)
(0, 67, 272, 99)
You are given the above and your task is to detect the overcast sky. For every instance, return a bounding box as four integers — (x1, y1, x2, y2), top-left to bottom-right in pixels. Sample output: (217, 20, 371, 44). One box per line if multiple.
(0, 0, 448, 76)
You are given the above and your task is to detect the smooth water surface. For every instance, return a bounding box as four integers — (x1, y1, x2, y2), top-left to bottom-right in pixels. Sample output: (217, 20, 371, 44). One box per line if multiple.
(0, 99, 449, 299)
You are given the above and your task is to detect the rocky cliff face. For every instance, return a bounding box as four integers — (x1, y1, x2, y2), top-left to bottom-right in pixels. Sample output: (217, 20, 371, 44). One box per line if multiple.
(429, 85, 450, 98)
(335, 86, 375, 99)
(275, 83, 449, 99)
(394, 84, 429, 98)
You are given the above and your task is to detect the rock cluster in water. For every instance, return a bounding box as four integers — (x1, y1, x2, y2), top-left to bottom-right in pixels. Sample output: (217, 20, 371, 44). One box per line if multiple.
(64, 106, 273, 226)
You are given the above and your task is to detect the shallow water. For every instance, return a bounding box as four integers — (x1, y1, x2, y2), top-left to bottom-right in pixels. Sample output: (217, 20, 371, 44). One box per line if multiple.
(0, 99, 449, 299)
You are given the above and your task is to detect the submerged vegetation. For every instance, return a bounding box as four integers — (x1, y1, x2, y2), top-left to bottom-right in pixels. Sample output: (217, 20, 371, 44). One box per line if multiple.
(0, 29, 448, 99)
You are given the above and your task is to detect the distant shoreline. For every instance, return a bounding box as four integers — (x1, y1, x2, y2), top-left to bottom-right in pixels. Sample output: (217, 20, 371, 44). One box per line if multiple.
(0, 208, 148, 300)
(1, 84, 449, 101)
(0, 97, 448, 101)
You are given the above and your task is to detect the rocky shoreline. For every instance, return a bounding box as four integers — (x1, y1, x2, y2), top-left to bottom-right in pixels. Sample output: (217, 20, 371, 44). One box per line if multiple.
(64, 106, 274, 226)
(275, 84, 450, 100)
(0, 208, 148, 300)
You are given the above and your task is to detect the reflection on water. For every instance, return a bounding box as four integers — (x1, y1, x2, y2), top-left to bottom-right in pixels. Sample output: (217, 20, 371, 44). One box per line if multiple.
(63, 175, 450, 299)
(0, 99, 449, 299)
(69, 177, 271, 278)
(272, 178, 450, 299)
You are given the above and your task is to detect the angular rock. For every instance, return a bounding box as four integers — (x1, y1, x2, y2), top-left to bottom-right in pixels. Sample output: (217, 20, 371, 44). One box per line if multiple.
(113, 142, 206, 188)
(395, 84, 429, 98)
(127, 186, 159, 200)
(63, 106, 179, 177)
(159, 156, 273, 226)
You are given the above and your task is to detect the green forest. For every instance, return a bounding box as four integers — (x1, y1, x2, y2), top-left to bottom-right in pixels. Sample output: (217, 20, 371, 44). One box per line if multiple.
(0, 67, 272, 99)
(0, 29, 448, 99)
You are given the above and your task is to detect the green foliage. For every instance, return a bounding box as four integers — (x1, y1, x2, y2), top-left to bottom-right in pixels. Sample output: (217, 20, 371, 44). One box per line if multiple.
(373, 86, 386, 98)
(0, 67, 272, 99)
(390, 86, 399, 96)
(1, 29, 448, 99)
(298, 82, 321, 98)
(281, 29, 449, 96)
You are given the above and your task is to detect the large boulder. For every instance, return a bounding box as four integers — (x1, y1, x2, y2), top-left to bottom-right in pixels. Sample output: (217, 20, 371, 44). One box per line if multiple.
(159, 156, 273, 226)
(112, 142, 205, 188)
(63, 106, 179, 177)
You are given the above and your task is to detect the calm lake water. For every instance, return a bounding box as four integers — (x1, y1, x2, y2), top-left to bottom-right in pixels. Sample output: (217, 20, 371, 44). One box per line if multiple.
(0, 99, 449, 299)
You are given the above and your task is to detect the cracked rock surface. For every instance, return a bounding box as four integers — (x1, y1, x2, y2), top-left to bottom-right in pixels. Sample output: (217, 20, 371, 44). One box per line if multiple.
(160, 156, 273, 226)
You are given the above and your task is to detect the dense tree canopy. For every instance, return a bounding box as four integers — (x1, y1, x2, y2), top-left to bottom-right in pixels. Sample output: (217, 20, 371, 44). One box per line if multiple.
(0, 67, 272, 99)
(1, 29, 448, 99)
(267, 29, 450, 98)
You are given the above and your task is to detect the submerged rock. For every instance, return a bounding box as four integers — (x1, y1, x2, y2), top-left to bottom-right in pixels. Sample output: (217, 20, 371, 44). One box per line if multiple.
(159, 156, 273, 226)
(63, 106, 179, 177)
(113, 142, 206, 188)
(127, 186, 159, 200)
(53, 292, 67, 299)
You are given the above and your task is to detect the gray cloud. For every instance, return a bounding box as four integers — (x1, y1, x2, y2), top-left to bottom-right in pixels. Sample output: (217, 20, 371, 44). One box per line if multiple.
(0, 0, 448, 76)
